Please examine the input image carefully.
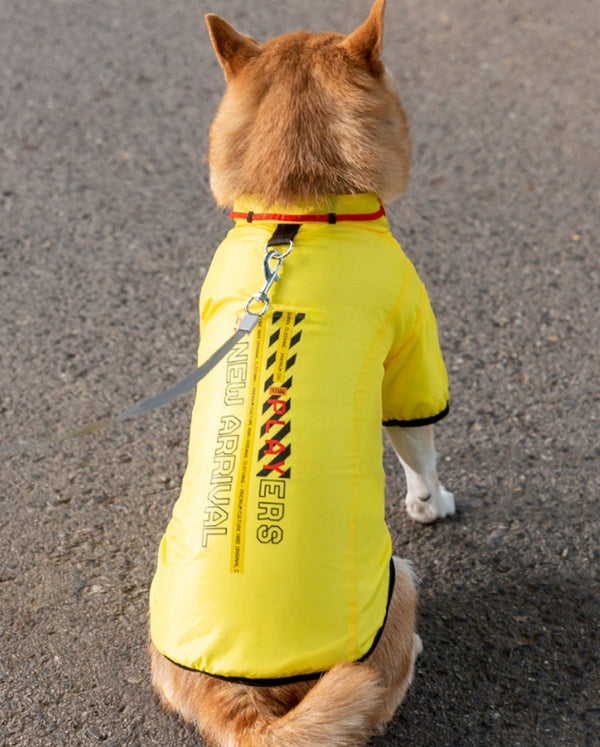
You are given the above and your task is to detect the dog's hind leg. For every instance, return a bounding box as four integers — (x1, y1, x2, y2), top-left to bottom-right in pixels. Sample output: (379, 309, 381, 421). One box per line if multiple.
(385, 424, 455, 523)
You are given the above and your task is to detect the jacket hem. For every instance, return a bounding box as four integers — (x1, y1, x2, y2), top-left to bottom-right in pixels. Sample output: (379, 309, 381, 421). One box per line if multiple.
(159, 558, 396, 687)
(160, 655, 323, 686)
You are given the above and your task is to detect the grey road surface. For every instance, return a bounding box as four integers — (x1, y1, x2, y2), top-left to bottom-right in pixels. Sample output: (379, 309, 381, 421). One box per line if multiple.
(1, 1, 598, 745)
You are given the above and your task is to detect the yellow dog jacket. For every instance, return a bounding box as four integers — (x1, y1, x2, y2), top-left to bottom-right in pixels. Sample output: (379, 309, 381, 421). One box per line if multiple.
(150, 193, 448, 681)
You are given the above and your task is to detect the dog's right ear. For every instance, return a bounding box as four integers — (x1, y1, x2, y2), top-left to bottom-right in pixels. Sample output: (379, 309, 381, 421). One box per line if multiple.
(342, 0, 386, 75)
(205, 14, 260, 81)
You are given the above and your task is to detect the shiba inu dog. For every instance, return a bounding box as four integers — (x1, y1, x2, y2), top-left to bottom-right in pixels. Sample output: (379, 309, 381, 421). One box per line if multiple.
(149, 1, 455, 745)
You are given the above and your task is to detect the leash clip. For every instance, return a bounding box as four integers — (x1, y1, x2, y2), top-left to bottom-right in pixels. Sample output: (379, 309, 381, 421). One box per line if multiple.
(244, 238, 294, 319)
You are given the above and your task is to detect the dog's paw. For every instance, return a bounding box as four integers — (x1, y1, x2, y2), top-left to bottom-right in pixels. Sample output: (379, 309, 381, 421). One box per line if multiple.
(406, 485, 455, 524)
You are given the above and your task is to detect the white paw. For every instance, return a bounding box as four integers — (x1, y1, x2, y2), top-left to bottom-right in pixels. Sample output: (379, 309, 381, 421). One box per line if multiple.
(406, 485, 455, 524)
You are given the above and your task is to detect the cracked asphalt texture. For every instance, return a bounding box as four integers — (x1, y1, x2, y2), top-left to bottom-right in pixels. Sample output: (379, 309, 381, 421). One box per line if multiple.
(1, 1, 598, 745)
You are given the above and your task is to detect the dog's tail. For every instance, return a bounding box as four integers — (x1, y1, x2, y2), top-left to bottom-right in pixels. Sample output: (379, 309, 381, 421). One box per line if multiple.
(209, 662, 385, 747)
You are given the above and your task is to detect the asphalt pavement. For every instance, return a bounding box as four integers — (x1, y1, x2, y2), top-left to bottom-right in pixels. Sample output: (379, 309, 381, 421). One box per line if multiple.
(1, 1, 598, 745)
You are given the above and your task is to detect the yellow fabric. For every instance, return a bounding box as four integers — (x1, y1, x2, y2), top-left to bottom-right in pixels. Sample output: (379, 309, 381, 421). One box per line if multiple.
(149, 193, 448, 680)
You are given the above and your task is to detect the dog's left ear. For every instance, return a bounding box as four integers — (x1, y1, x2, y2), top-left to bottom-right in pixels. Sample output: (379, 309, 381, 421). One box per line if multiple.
(342, 0, 386, 73)
(205, 14, 260, 81)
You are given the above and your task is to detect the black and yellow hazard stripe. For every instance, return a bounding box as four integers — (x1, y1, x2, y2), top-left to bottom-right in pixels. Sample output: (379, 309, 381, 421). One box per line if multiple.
(256, 311, 305, 480)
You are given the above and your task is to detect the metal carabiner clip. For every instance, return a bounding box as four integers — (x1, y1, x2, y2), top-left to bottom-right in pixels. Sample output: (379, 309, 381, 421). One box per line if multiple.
(243, 237, 295, 322)
(262, 249, 284, 288)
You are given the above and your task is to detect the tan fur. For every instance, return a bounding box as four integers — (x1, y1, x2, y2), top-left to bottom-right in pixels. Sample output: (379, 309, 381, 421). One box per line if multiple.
(151, 3, 421, 745)
(206, 0, 410, 208)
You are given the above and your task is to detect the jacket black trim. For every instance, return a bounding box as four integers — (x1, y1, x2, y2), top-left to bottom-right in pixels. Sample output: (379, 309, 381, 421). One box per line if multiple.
(383, 402, 449, 428)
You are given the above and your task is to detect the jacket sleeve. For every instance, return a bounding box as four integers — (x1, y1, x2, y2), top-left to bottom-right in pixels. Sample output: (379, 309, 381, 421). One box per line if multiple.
(381, 281, 449, 426)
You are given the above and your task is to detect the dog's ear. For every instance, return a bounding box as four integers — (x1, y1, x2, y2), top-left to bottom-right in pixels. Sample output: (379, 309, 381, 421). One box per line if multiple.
(205, 14, 260, 81)
(342, 0, 386, 73)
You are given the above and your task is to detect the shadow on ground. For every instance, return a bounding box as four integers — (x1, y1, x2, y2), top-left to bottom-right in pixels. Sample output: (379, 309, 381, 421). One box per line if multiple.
(374, 571, 599, 746)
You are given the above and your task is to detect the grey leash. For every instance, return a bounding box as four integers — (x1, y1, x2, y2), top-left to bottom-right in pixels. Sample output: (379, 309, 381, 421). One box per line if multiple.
(0, 224, 301, 458)
(118, 320, 251, 422)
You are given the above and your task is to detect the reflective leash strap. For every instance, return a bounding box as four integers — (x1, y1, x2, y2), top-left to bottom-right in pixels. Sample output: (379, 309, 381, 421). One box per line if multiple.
(0, 223, 301, 458)
(117, 326, 249, 422)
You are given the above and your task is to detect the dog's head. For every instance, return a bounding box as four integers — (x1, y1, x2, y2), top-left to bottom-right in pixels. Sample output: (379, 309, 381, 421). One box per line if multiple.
(206, 0, 410, 207)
